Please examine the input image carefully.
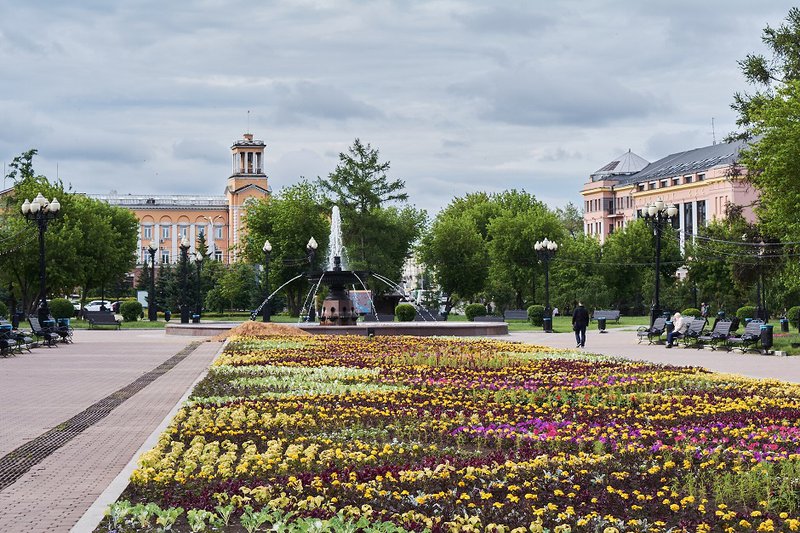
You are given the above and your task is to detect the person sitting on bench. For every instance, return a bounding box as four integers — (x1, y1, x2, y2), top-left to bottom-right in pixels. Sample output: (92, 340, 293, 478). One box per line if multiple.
(665, 312, 684, 348)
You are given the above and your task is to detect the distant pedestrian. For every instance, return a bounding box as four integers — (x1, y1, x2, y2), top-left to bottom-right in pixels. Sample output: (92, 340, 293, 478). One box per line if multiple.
(701, 302, 709, 318)
(552, 306, 559, 317)
(572, 301, 589, 348)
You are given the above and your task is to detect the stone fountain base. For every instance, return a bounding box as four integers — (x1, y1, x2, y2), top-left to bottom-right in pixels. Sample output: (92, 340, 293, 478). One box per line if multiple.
(165, 320, 508, 337)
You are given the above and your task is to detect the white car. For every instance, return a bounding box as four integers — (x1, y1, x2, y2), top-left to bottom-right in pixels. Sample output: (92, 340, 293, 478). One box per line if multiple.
(83, 300, 112, 312)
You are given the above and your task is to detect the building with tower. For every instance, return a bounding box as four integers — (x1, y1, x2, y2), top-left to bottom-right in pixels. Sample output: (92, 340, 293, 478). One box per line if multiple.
(91, 132, 271, 266)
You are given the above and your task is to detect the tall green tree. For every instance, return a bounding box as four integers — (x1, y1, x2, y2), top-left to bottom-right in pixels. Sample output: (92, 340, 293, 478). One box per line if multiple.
(316, 139, 425, 279)
(243, 180, 330, 315)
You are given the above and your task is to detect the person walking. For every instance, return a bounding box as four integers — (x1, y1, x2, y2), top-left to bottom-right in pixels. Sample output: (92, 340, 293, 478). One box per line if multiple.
(665, 311, 684, 348)
(572, 301, 589, 348)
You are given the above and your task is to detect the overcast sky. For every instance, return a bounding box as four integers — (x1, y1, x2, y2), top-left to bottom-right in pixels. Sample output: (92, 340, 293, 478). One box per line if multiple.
(0, 1, 795, 215)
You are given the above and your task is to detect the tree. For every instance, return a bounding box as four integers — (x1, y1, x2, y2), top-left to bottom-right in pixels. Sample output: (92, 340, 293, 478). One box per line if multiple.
(243, 180, 330, 315)
(555, 202, 584, 236)
(550, 234, 609, 311)
(316, 139, 425, 278)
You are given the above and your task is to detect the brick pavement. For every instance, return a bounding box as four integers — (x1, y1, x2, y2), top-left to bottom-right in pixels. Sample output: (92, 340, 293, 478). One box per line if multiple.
(0, 329, 223, 533)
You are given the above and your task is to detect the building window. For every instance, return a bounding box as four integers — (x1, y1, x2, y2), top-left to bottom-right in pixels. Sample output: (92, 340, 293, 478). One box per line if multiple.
(143, 225, 153, 240)
(672, 178, 680, 186)
(162, 226, 170, 239)
(684, 202, 694, 236)
(214, 249, 223, 261)
(197, 224, 205, 238)
(684, 175, 693, 184)
(161, 250, 170, 264)
(214, 225, 223, 239)
(660, 179, 668, 188)
(637, 184, 645, 192)
(178, 225, 189, 239)
(697, 200, 706, 227)
(648, 182, 656, 190)
(698, 173, 705, 181)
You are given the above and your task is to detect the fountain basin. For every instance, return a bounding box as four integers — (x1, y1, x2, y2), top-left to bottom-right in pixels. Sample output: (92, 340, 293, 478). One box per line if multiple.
(166, 321, 508, 337)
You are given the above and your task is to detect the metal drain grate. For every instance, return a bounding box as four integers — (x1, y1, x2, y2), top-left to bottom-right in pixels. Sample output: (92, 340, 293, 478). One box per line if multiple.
(0, 341, 201, 491)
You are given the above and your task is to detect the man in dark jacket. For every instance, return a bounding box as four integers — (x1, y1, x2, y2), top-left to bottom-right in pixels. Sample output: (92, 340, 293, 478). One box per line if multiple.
(572, 301, 590, 348)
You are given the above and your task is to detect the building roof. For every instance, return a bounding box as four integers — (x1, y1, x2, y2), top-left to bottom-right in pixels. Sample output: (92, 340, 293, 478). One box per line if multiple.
(88, 193, 228, 209)
(616, 139, 748, 186)
(590, 149, 650, 181)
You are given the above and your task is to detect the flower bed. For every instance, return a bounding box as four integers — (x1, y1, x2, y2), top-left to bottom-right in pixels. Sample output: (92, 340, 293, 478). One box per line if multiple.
(102, 335, 800, 532)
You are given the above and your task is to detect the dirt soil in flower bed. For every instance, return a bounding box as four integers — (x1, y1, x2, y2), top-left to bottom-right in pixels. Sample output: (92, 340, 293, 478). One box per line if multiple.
(209, 321, 310, 342)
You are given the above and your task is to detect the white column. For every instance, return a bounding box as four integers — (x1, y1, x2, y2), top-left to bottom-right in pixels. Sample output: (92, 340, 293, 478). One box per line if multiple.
(172, 224, 178, 262)
(190, 224, 196, 254)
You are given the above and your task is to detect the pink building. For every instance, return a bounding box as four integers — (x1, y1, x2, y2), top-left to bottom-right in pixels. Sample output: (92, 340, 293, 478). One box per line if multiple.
(581, 140, 759, 246)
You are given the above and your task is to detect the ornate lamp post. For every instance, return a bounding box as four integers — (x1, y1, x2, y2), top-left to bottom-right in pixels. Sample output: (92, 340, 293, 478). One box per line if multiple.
(179, 238, 191, 324)
(642, 199, 678, 326)
(194, 251, 204, 323)
(21, 193, 61, 322)
(757, 239, 767, 321)
(147, 241, 158, 321)
(306, 237, 318, 321)
(534, 238, 559, 332)
(262, 239, 272, 322)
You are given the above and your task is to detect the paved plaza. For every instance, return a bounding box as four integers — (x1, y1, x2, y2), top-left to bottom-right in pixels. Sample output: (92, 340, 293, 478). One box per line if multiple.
(0, 326, 798, 532)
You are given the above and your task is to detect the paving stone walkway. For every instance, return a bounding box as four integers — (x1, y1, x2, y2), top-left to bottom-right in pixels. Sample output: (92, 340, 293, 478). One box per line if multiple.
(0, 329, 223, 533)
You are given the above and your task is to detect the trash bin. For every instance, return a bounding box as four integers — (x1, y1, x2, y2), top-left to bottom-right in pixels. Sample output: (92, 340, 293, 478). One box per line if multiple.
(57, 317, 70, 327)
(192, 314, 200, 324)
(780, 318, 789, 333)
(164, 310, 171, 322)
(597, 317, 607, 332)
(11, 312, 21, 329)
(542, 317, 553, 332)
(761, 323, 774, 350)
(666, 320, 674, 334)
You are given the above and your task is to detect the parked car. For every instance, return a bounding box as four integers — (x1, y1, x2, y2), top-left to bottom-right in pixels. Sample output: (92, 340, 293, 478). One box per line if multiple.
(84, 300, 112, 312)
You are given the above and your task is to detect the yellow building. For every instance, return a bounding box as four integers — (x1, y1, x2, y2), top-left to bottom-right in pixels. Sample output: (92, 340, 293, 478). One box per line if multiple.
(92, 132, 270, 265)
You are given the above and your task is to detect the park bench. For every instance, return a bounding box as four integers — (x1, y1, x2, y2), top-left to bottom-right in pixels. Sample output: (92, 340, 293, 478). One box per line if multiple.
(592, 310, 621, 323)
(697, 319, 734, 350)
(727, 319, 765, 352)
(679, 317, 707, 348)
(636, 316, 667, 344)
(1, 320, 33, 354)
(503, 309, 529, 320)
(85, 310, 121, 330)
(29, 317, 60, 347)
(473, 315, 506, 322)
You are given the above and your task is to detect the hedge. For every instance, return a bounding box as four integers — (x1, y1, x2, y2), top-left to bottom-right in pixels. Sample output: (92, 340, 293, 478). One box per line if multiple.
(50, 298, 75, 319)
(787, 306, 800, 329)
(681, 307, 701, 318)
(464, 303, 487, 321)
(394, 303, 415, 322)
(120, 300, 143, 322)
(527, 304, 545, 326)
(736, 305, 758, 322)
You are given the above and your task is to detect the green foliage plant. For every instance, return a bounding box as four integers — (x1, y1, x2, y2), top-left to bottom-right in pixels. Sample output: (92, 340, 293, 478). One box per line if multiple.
(394, 303, 415, 322)
(736, 305, 758, 321)
(49, 298, 74, 319)
(787, 305, 800, 328)
(527, 304, 545, 326)
(681, 307, 701, 318)
(464, 303, 487, 321)
(120, 300, 143, 322)
(0, 301, 8, 319)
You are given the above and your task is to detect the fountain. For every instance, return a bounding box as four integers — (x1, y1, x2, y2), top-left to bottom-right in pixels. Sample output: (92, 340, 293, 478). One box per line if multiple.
(307, 206, 369, 326)
(166, 206, 507, 336)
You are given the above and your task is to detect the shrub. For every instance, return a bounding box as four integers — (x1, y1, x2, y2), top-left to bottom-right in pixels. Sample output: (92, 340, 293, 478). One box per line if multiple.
(394, 303, 415, 322)
(120, 300, 143, 322)
(736, 305, 758, 322)
(787, 306, 800, 328)
(0, 301, 7, 319)
(527, 304, 545, 326)
(681, 307, 701, 318)
(464, 303, 487, 321)
(50, 298, 74, 319)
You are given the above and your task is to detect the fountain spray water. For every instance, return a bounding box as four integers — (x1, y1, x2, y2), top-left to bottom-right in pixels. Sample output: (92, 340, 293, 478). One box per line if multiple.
(327, 206, 349, 270)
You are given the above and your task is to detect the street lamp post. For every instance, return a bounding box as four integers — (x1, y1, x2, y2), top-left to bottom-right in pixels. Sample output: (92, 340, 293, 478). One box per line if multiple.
(262, 239, 272, 322)
(147, 241, 158, 321)
(194, 251, 204, 323)
(757, 240, 767, 322)
(642, 199, 678, 326)
(534, 238, 559, 332)
(179, 238, 191, 323)
(306, 237, 318, 321)
(21, 193, 61, 322)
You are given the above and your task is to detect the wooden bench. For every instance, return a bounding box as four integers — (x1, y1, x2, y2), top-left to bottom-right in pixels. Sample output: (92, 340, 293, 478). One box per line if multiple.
(503, 309, 528, 320)
(85, 310, 121, 330)
(592, 310, 621, 323)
